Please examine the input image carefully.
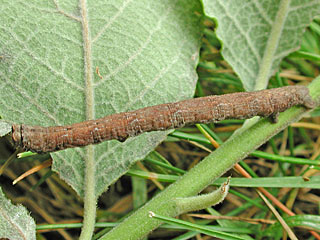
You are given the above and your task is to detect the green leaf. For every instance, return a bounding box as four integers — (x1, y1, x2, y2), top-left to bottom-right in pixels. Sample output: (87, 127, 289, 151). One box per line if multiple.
(0, 187, 36, 240)
(128, 170, 320, 189)
(0, 1, 203, 197)
(212, 176, 320, 189)
(264, 215, 320, 236)
(0, 121, 11, 137)
(149, 212, 248, 240)
(202, 0, 320, 91)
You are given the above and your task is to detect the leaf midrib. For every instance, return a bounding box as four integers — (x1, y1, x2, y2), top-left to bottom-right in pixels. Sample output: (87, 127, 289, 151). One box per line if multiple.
(254, 0, 290, 90)
(78, 1, 97, 239)
(80, 0, 94, 121)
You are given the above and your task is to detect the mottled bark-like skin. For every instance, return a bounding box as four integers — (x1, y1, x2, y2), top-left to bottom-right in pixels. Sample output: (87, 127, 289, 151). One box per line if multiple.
(12, 86, 315, 153)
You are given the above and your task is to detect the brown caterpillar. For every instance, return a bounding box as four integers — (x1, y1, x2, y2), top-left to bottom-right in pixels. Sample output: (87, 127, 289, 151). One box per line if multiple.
(12, 86, 315, 153)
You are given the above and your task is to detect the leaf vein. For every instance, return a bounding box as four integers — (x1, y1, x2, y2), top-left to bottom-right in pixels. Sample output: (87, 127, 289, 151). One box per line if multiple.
(93, 4, 174, 88)
(91, 0, 133, 43)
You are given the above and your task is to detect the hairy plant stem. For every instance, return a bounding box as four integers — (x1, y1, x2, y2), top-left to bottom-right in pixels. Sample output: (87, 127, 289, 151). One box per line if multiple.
(79, 145, 97, 240)
(101, 78, 320, 240)
(254, 0, 290, 90)
(79, 0, 96, 238)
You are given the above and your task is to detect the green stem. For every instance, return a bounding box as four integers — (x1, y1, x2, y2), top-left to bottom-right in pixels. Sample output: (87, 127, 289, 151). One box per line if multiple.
(101, 78, 320, 240)
(79, 145, 97, 240)
(174, 178, 230, 214)
(79, 0, 96, 237)
(254, 0, 291, 90)
(250, 151, 320, 165)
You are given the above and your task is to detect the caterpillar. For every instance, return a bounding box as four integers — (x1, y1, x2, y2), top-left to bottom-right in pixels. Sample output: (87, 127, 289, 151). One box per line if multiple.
(12, 85, 315, 153)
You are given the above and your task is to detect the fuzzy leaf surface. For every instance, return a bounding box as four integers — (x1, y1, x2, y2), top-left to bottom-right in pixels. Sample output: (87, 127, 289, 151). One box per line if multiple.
(0, 187, 36, 240)
(203, 0, 320, 90)
(0, 121, 11, 137)
(0, 1, 202, 197)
